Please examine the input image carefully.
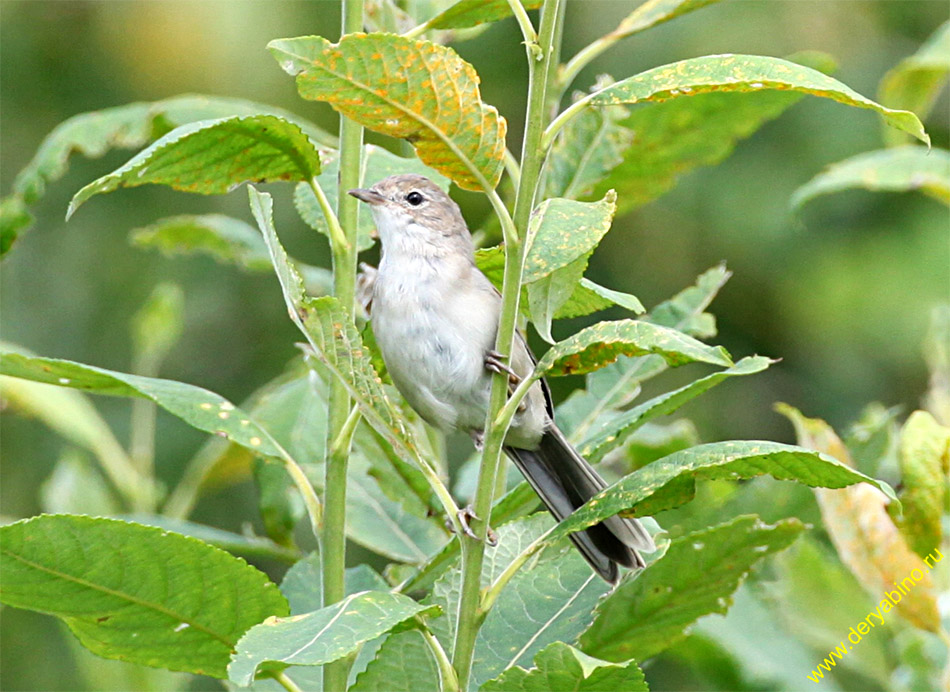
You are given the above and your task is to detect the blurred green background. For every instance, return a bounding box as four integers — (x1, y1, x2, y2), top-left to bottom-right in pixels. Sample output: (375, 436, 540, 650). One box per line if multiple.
(1, 1, 947, 690)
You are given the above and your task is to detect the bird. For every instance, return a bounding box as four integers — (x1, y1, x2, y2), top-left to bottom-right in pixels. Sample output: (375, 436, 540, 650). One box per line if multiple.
(349, 174, 655, 582)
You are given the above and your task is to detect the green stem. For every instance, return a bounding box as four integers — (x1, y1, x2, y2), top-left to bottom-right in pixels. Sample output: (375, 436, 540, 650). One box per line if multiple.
(420, 625, 460, 692)
(481, 524, 554, 611)
(450, 2, 562, 689)
(308, 176, 348, 254)
(323, 4, 364, 692)
(273, 671, 305, 692)
(505, 0, 538, 47)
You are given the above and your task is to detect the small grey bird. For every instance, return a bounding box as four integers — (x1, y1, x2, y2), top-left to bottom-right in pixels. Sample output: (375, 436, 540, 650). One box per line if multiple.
(349, 174, 655, 582)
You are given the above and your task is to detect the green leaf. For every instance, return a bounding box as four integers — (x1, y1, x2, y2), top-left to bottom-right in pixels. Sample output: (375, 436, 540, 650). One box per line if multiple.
(527, 254, 589, 343)
(269, 33, 506, 190)
(587, 54, 928, 145)
(346, 455, 448, 564)
(253, 456, 305, 548)
(122, 515, 301, 565)
(544, 86, 633, 200)
(248, 187, 437, 492)
(879, 21, 950, 144)
(0, 196, 31, 257)
(608, 0, 723, 39)
(0, 350, 286, 460)
(536, 319, 732, 377)
(41, 450, 120, 516)
(481, 642, 647, 692)
(0, 515, 288, 678)
(131, 282, 184, 370)
(131, 214, 272, 272)
(293, 144, 451, 252)
(68, 115, 324, 218)
(471, 542, 611, 688)
(524, 192, 617, 282)
(0, 367, 143, 505)
(622, 420, 700, 471)
(425, 0, 541, 30)
(572, 279, 645, 315)
(227, 591, 438, 686)
(579, 356, 773, 461)
(551, 441, 898, 541)
(791, 146, 950, 208)
(579, 515, 803, 662)
(923, 305, 950, 426)
(280, 553, 388, 615)
(895, 411, 949, 557)
(350, 629, 440, 692)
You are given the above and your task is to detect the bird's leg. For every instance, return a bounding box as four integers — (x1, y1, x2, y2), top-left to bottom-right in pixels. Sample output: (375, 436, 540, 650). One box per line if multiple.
(451, 505, 498, 546)
(484, 350, 527, 413)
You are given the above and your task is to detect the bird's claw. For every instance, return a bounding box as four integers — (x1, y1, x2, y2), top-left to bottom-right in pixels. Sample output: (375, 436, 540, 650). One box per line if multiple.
(485, 350, 520, 384)
(453, 505, 498, 546)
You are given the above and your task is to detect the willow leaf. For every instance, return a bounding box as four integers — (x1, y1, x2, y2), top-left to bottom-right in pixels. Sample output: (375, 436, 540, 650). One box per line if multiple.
(269, 33, 506, 190)
(481, 642, 647, 692)
(425, 0, 542, 31)
(524, 192, 616, 282)
(68, 115, 323, 218)
(792, 146, 950, 208)
(586, 54, 928, 144)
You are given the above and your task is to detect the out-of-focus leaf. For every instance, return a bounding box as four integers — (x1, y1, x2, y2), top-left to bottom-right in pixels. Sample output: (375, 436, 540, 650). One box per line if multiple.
(131, 214, 272, 271)
(896, 411, 949, 557)
(622, 420, 700, 471)
(424, 0, 541, 31)
(280, 553, 388, 615)
(293, 144, 451, 252)
(879, 21, 950, 145)
(470, 537, 612, 687)
(481, 642, 647, 692)
(121, 515, 301, 564)
(580, 356, 773, 461)
(777, 404, 941, 633)
(68, 115, 323, 217)
(792, 146, 950, 208)
(346, 455, 448, 564)
(536, 319, 732, 377)
(524, 192, 617, 282)
(762, 538, 891, 685)
(254, 456, 305, 548)
(544, 88, 633, 200)
(586, 54, 928, 144)
(607, 0, 722, 39)
(0, 515, 288, 678)
(350, 629, 440, 692)
(132, 283, 184, 370)
(844, 403, 900, 478)
(585, 53, 835, 212)
(41, 450, 120, 516)
(0, 196, 31, 257)
(1, 347, 288, 457)
(227, 591, 438, 686)
(551, 440, 897, 541)
(579, 515, 803, 662)
(923, 305, 950, 426)
(0, 369, 144, 506)
(269, 33, 506, 191)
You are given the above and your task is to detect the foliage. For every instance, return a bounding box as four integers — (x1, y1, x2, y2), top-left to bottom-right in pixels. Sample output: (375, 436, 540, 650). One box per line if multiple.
(0, 2, 944, 691)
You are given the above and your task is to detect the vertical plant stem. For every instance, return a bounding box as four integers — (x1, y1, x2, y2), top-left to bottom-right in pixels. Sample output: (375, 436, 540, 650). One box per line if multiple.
(450, 2, 562, 689)
(323, 3, 364, 692)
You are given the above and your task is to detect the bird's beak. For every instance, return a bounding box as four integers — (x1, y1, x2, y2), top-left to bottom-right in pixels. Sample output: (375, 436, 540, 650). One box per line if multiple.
(348, 188, 385, 205)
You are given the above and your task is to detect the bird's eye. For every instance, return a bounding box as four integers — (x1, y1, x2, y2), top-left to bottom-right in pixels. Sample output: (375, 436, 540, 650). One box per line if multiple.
(405, 191, 424, 206)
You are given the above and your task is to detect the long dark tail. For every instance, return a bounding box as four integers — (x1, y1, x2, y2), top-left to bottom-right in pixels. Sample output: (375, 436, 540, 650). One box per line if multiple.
(505, 426, 655, 583)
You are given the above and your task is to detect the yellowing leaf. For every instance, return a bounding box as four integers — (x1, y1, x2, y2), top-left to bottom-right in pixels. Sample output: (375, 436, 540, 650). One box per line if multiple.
(777, 404, 941, 633)
(896, 411, 949, 558)
(269, 33, 506, 191)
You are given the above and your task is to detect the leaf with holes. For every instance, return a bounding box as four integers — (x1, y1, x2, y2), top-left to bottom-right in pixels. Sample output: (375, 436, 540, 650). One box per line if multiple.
(0, 349, 285, 459)
(579, 516, 803, 662)
(0, 515, 288, 678)
(68, 115, 323, 218)
(269, 33, 506, 190)
(792, 146, 950, 208)
(550, 441, 897, 543)
(293, 144, 450, 252)
(537, 319, 732, 377)
(227, 591, 438, 686)
(585, 54, 928, 144)
(579, 356, 773, 461)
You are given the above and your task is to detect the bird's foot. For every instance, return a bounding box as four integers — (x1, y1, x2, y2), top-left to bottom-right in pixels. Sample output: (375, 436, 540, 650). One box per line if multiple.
(451, 505, 498, 546)
(485, 350, 520, 384)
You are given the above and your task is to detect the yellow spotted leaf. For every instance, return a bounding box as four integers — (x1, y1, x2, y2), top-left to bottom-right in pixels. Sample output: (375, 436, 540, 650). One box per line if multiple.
(269, 33, 506, 191)
(896, 411, 950, 558)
